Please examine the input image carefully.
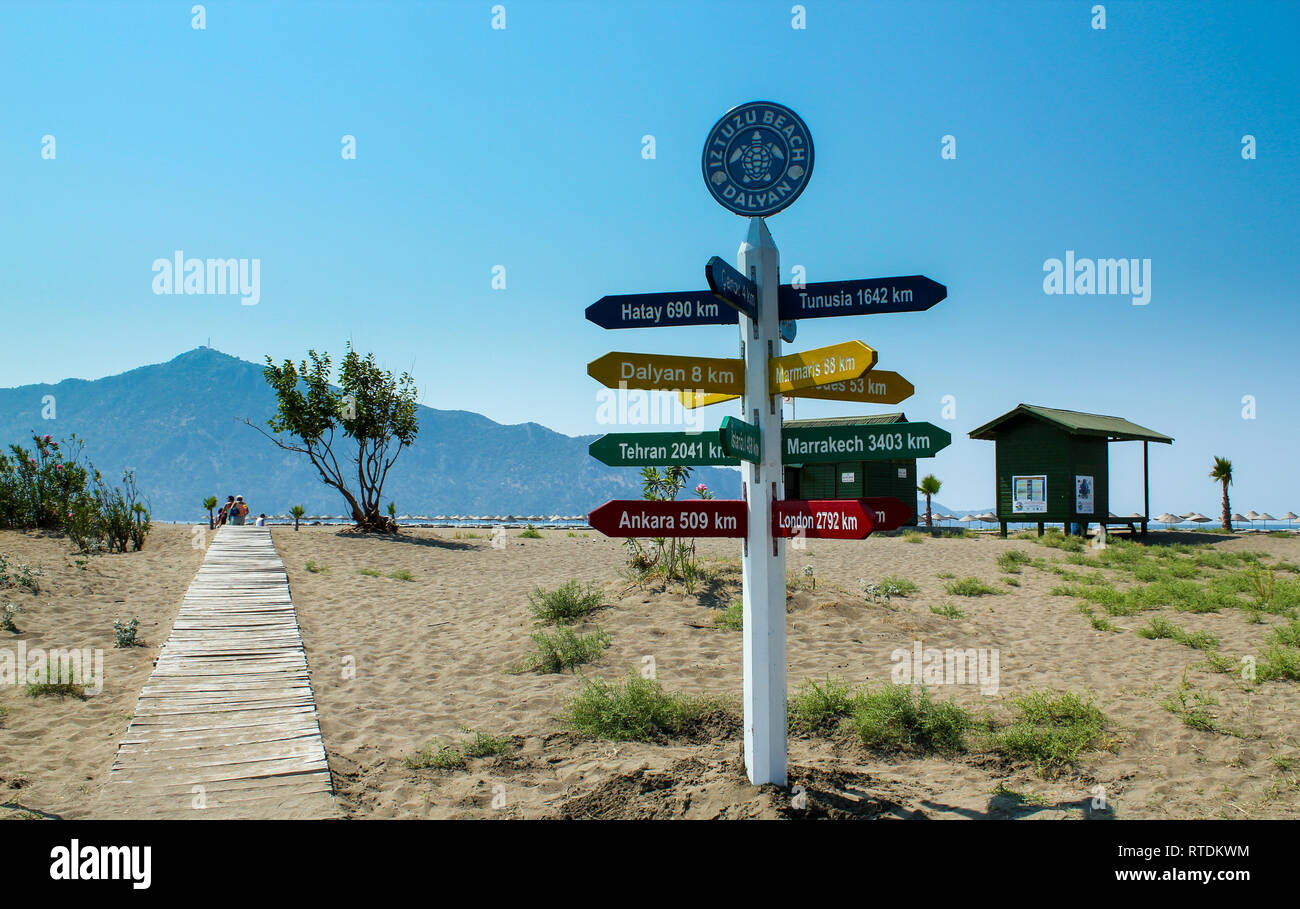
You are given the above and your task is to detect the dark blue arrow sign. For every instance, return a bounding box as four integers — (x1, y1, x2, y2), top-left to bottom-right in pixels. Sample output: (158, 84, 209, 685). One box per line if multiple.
(778, 276, 947, 320)
(585, 291, 740, 329)
(705, 256, 757, 320)
(588, 275, 947, 329)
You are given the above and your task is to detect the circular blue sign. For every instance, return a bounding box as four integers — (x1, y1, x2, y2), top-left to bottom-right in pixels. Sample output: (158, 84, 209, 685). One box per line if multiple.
(702, 100, 814, 217)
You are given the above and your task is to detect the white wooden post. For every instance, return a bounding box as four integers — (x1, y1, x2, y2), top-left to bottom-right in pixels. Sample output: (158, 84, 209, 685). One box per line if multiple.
(738, 217, 787, 786)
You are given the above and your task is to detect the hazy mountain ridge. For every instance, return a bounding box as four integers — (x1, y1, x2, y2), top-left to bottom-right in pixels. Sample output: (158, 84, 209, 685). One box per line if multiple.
(0, 348, 740, 521)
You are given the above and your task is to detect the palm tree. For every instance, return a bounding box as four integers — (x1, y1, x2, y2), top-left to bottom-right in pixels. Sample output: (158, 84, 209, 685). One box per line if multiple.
(917, 474, 942, 529)
(1209, 457, 1233, 531)
(203, 496, 218, 529)
(290, 504, 305, 532)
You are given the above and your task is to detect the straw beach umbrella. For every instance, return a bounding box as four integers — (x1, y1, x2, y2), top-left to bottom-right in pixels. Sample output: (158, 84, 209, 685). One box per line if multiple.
(1257, 512, 1276, 532)
(1156, 512, 1181, 529)
(1284, 512, 1299, 530)
(1244, 510, 1261, 532)
(1232, 513, 1248, 531)
(1185, 513, 1212, 526)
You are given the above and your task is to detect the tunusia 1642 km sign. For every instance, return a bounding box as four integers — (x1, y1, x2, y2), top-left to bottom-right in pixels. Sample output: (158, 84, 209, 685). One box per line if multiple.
(782, 421, 952, 464)
(587, 351, 746, 395)
(588, 499, 748, 538)
(588, 432, 738, 467)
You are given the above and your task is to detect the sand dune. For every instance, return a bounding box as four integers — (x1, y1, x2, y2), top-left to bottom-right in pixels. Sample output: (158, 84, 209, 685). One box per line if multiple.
(3, 523, 1297, 819)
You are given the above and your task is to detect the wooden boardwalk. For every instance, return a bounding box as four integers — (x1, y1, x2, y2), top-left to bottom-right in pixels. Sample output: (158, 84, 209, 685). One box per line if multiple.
(99, 526, 336, 818)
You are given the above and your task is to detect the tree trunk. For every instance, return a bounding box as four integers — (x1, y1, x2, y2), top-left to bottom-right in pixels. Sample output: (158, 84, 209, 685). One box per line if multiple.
(1221, 480, 1231, 531)
(925, 493, 933, 528)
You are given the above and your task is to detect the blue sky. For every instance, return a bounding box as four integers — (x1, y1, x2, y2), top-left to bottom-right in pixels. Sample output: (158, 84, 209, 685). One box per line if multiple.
(1, 0, 1296, 513)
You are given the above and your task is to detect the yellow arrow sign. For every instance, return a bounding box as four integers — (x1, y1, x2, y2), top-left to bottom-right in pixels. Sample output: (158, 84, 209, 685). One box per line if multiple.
(679, 369, 913, 409)
(587, 351, 746, 395)
(769, 341, 877, 395)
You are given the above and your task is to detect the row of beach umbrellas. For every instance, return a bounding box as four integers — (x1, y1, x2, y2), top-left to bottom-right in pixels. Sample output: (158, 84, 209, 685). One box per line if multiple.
(1154, 511, 1298, 530)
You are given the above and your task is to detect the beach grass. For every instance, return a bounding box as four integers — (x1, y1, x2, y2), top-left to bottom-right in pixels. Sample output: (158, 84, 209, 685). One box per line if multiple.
(562, 674, 723, 741)
(944, 576, 1002, 597)
(930, 602, 966, 619)
(849, 684, 972, 754)
(712, 600, 743, 631)
(511, 626, 610, 673)
(527, 580, 603, 625)
(788, 675, 859, 734)
(993, 689, 1108, 778)
(1136, 616, 1220, 651)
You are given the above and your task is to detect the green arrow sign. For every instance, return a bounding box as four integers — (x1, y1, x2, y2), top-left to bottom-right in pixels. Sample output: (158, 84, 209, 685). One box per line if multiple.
(782, 421, 951, 464)
(719, 416, 761, 464)
(589, 432, 738, 467)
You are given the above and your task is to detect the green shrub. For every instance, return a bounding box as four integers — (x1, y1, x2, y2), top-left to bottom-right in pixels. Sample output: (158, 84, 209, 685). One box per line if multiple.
(527, 580, 603, 624)
(930, 602, 966, 619)
(850, 684, 972, 753)
(561, 675, 720, 741)
(113, 617, 139, 648)
(519, 524, 543, 539)
(789, 676, 859, 734)
(997, 550, 1033, 574)
(712, 600, 743, 631)
(512, 627, 610, 673)
(403, 729, 514, 770)
(386, 568, 414, 581)
(944, 576, 1001, 596)
(994, 690, 1106, 778)
(1135, 616, 1219, 651)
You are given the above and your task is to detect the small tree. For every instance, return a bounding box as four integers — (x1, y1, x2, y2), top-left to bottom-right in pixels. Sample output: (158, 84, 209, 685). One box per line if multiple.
(1209, 457, 1233, 531)
(203, 496, 218, 529)
(249, 345, 419, 533)
(918, 474, 942, 529)
(290, 504, 305, 532)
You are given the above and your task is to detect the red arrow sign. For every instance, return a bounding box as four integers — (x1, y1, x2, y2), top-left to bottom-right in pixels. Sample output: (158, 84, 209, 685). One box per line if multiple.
(859, 496, 914, 532)
(588, 499, 748, 538)
(772, 500, 877, 539)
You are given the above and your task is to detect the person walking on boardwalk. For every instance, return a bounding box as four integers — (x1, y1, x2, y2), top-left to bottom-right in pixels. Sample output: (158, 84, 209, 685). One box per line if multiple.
(231, 495, 249, 525)
(217, 495, 235, 526)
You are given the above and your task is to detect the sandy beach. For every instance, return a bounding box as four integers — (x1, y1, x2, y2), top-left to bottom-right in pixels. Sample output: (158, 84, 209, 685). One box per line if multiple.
(4, 523, 1298, 820)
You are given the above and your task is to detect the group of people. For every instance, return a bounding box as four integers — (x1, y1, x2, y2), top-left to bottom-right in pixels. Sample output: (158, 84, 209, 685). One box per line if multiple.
(215, 495, 267, 527)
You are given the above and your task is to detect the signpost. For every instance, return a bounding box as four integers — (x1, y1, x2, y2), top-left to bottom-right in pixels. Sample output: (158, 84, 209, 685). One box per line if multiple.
(779, 276, 947, 320)
(772, 499, 876, 540)
(585, 291, 738, 329)
(705, 256, 758, 320)
(587, 351, 745, 395)
(583, 99, 949, 789)
(589, 432, 737, 467)
(719, 415, 761, 464)
(769, 340, 876, 394)
(587, 499, 747, 538)
(783, 421, 952, 464)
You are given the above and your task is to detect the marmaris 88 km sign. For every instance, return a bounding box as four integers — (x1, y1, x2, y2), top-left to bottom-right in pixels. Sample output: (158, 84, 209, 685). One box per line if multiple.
(584, 101, 949, 788)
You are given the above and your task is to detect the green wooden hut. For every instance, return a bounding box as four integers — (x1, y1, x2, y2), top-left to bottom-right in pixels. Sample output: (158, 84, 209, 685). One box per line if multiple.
(784, 412, 919, 525)
(968, 404, 1173, 537)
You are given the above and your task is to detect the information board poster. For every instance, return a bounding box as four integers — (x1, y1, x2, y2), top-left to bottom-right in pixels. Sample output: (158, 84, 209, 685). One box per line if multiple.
(1075, 475, 1095, 514)
(1012, 475, 1048, 513)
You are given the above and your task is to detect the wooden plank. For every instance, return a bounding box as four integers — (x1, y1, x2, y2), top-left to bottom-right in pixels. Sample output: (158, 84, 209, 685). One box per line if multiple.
(98, 525, 337, 819)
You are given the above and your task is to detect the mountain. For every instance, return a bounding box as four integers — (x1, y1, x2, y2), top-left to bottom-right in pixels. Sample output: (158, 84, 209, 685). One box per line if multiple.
(0, 348, 740, 521)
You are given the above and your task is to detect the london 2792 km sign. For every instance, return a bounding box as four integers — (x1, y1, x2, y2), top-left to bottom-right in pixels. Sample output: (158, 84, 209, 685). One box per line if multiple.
(701, 100, 814, 217)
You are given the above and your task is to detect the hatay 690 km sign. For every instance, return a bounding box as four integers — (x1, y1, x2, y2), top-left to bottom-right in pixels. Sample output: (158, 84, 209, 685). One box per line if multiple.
(702, 101, 814, 217)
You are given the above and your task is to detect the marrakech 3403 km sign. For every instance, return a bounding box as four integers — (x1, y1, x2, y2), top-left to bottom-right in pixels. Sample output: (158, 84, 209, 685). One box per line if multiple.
(583, 100, 951, 787)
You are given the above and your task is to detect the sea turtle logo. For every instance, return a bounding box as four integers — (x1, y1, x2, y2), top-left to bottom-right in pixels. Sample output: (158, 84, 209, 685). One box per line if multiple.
(702, 101, 814, 217)
(732, 131, 784, 184)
